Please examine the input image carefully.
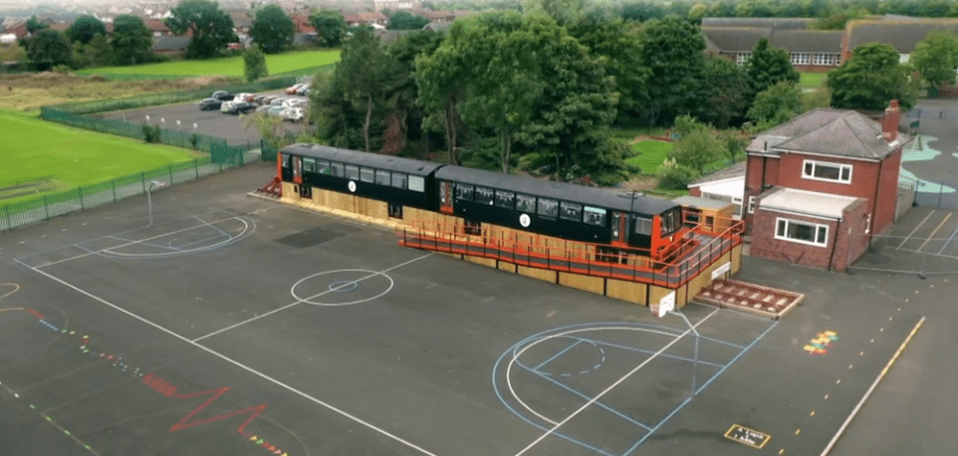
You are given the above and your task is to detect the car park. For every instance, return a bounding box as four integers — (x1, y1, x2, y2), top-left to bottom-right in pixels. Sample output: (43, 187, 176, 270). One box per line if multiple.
(253, 94, 268, 105)
(234, 93, 255, 103)
(296, 85, 311, 96)
(270, 97, 288, 107)
(228, 101, 256, 115)
(199, 98, 222, 111)
(285, 83, 305, 95)
(261, 95, 277, 105)
(212, 91, 233, 101)
(268, 105, 286, 117)
(220, 100, 235, 113)
(254, 105, 272, 115)
(283, 107, 305, 122)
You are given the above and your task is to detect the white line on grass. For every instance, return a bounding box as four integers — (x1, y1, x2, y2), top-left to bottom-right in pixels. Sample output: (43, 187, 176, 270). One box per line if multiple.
(16, 259, 440, 456)
(191, 253, 433, 342)
(511, 307, 720, 456)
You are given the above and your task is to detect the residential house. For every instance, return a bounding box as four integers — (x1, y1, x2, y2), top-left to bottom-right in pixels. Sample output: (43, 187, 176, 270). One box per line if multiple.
(144, 18, 171, 37)
(744, 101, 911, 271)
(687, 161, 746, 219)
(153, 35, 190, 55)
(423, 10, 455, 22)
(701, 17, 813, 30)
(422, 21, 451, 33)
(701, 27, 843, 72)
(4, 20, 27, 40)
(229, 10, 253, 38)
(342, 11, 389, 27)
(374, 0, 423, 11)
(291, 13, 316, 45)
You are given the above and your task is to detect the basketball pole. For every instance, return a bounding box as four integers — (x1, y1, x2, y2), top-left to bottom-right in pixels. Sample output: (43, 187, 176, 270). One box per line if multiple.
(670, 310, 700, 397)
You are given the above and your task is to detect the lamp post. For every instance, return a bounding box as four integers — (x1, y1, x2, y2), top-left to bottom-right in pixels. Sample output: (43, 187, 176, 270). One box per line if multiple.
(147, 181, 166, 226)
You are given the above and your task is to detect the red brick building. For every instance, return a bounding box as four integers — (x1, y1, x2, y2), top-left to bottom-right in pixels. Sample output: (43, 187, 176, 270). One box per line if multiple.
(744, 101, 910, 271)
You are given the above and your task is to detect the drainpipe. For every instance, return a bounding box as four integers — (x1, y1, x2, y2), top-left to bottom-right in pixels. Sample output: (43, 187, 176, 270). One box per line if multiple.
(828, 216, 842, 271)
(869, 158, 883, 246)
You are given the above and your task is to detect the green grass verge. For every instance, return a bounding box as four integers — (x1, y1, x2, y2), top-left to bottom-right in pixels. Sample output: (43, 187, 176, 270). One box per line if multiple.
(625, 140, 674, 175)
(799, 71, 827, 89)
(78, 49, 341, 78)
(0, 109, 198, 206)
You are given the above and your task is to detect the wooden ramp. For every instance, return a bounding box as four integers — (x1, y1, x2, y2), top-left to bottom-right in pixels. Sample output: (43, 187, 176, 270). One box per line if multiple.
(694, 279, 803, 320)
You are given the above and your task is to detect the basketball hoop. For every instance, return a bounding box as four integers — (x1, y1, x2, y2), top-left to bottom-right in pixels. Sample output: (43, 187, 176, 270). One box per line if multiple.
(653, 291, 676, 318)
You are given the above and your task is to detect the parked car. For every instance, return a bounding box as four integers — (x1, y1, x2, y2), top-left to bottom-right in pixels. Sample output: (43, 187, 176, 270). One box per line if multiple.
(283, 107, 305, 122)
(228, 101, 256, 115)
(254, 105, 272, 115)
(286, 83, 307, 95)
(220, 100, 236, 113)
(261, 95, 277, 105)
(270, 97, 288, 106)
(295, 84, 311, 96)
(199, 98, 222, 110)
(268, 105, 286, 117)
(254, 94, 268, 105)
(234, 93, 254, 103)
(282, 98, 302, 108)
(212, 91, 233, 101)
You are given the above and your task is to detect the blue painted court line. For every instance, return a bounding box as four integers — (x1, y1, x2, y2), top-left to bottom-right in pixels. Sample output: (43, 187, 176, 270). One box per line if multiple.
(697, 335, 746, 350)
(108, 235, 183, 252)
(194, 215, 231, 238)
(534, 339, 582, 370)
(937, 225, 958, 255)
(518, 363, 653, 431)
(618, 321, 779, 456)
(175, 233, 230, 250)
(571, 336, 725, 369)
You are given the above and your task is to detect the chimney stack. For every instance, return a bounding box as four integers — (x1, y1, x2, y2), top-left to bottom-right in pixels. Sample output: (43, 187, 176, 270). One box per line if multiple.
(882, 99, 900, 143)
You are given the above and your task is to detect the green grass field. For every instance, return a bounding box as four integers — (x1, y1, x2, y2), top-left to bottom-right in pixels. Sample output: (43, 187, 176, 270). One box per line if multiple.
(625, 140, 674, 175)
(0, 110, 198, 206)
(799, 71, 827, 89)
(78, 49, 341, 78)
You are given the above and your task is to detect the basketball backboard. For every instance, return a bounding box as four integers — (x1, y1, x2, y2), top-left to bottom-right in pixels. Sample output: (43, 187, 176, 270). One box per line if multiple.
(654, 291, 676, 318)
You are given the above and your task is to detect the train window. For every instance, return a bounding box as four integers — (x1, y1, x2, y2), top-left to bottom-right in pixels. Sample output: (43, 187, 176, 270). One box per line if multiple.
(316, 160, 331, 175)
(475, 187, 494, 205)
(455, 184, 474, 201)
(661, 210, 678, 235)
(408, 176, 425, 192)
(331, 162, 344, 177)
(537, 198, 559, 218)
(495, 190, 515, 209)
(560, 202, 583, 222)
(634, 217, 652, 235)
(584, 206, 606, 226)
(345, 165, 359, 180)
(392, 173, 408, 189)
(281, 154, 290, 168)
(375, 170, 390, 185)
(360, 167, 375, 183)
(515, 194, 535, 212)
(303, 157, 316, 173)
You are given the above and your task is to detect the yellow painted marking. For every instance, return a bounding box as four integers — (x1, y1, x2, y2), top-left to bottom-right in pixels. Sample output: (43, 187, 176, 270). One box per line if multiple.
(836, 379, 841, 384)
(905, 298, 909, 302)
(889, 316, 894, 321)
(898, 210, 936, 250)
(860, 351, 864, 356)
(795, 429, 801, 435)
(898, 307, 902, 311)
(810, 411, 816, 417)
(880, 328, 884, 332)
(917, 212, 951, 252)
(870, 338, 875, 343)
(915, 290, 920, 294)
(849, 365, 854, 369)
(779, 449, 785, 455)
(724, 424, 771, 449)
(824, 394, 829, 400)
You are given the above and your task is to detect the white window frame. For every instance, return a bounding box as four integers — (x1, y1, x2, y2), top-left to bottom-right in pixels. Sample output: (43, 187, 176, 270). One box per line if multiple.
(790, 53, 811, 65)
(802, 159, 853, 184)
(732, 196, 743, 217)
(748, 196, 756, 214)
(736, 52, 750, 65)
(775, 217, 829, 247)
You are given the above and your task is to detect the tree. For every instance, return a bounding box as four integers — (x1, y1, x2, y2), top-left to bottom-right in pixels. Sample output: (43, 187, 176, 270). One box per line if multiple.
(747, 81, 802, 126)
(570, 20, 649, 120)
(72, 33, 112, 68)
(669, 127, 723, 175)
(26, 16, 49, 34)
(243, 111, 293, 150)
(336, 26, 396, 152)
(111, 15, 154, 65)
(416, 25, 470, 164)
(381, 30, 445, 154)
(27, 29, 72, 71)
(522, 0, 586, 26)
(0, 43, 27, 64)
(637, 15, 707, 126)
(745, 37, 799, 95)
(166, 0, 237, 59)
(387, 11, 430, 30)
(827, 42, 918, 111)
(699, 54, 752, 128)
(910, 29, 958, 94)
(243, 44, 268, 82)
(67, 15, 106, 44)
(309, 9, 347, 47)
(249, 4, 294, 54)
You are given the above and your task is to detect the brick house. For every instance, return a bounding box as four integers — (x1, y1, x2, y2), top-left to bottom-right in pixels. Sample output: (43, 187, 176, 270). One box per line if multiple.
(744, 101, 911, 271)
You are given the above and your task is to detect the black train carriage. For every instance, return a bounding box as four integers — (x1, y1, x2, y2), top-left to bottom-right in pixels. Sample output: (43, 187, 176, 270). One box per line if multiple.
(434, 166, 686, 254)
(280, 144, 444, 211)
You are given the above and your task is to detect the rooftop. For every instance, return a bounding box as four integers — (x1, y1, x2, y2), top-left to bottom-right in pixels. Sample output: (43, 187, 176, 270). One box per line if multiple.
(672, 195, 733, 210)
(759, 188, 861, 219)
(689, 161, 746, 187)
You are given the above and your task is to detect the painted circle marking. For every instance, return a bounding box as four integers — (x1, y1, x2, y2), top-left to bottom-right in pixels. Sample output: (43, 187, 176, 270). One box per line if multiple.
(519, 213, 531, 228)
(291, 269, 394, 306)
(348, 181, 357, 193)
(329, 280, 359, 292)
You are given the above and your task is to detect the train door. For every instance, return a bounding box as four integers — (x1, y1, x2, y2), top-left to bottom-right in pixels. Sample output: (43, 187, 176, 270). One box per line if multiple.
(292, 155, 303, 185)
(610, 211, 629, 247)
(439, 181, 454, 214)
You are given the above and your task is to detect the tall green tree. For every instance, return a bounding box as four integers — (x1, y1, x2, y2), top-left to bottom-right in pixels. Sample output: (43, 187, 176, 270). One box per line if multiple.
(336, 26, 396, 152)
(311, 70, 366, 148)
(26, 16, 49, 34)
(250, 4, 294, 53)
(72, 33, 112, 68)
(745, 37, 799, 95)
(67, 15, 106, 44)
(522, 0, 585, 26)
(747, 81, 802, 127)
(669, 127, 723, 175)
(387, 11, 430, 30)
(309, 9, 347, 47)
(910, 29, 958, 94)
(827, 42, 918, 111)
(166, 0, 237, 59)
(111, 14, 154, 65)
(569, 20, 649, 120)
(381, 30, 444, 154)
(416, 24, 471, 164)
(27, 29, 72, 71)
(637, 15, 707, 126)
(699, 54, 752, 128)
(243, 43, 268, 82)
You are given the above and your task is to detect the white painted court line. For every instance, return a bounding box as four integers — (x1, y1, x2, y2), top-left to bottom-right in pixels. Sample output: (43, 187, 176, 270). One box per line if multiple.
(34, 215, 245, 268)
(16, 259, 440, 456)
(916, 213, 951, 253)
(191, 253, 433, 342)
(511, 307, 720, 456)
(897, 210, 936, 250)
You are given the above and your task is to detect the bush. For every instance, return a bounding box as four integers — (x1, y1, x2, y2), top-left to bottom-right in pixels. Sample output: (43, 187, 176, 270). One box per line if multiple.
(52, 64, 72, 74)
(189, 133, 200, 150)
(657, 160, 699, 190)
(141, 123, 161, 143)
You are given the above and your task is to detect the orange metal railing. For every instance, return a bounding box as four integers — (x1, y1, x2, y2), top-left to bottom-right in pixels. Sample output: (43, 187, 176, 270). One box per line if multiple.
(395, 217, 744, 289)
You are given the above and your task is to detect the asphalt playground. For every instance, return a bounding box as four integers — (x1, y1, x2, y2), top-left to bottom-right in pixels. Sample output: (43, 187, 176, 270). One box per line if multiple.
(0, 163, 934, 456)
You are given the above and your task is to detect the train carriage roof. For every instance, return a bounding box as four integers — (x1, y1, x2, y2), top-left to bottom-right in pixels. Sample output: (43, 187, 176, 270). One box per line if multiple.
(435, 166, 679, 215)
(283, 144, 445, 176)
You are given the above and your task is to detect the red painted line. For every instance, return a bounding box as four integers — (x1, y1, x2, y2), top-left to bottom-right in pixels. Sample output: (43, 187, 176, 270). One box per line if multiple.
(24, 308, 45, 320)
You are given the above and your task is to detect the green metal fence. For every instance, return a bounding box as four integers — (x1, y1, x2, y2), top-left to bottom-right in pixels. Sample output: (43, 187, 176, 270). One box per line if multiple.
(0, 156, 259, 232)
